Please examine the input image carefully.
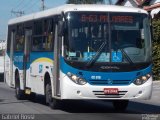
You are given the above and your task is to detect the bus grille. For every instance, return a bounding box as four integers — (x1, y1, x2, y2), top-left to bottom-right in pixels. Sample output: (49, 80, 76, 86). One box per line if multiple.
(89, 80, 132, 85)
(93, 91, 127, 98)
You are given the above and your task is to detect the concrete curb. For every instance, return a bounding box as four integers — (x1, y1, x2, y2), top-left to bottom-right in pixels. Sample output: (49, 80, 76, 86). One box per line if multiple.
(153, 80, 160, 85)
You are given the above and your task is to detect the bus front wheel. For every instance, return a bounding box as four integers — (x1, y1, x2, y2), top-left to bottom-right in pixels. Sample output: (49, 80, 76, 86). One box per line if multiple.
(45, 83, 60, 109)
(112, 100, 129, 111)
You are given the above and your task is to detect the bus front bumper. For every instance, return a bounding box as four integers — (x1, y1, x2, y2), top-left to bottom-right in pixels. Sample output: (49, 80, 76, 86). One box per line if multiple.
(61, 76, 153, 100)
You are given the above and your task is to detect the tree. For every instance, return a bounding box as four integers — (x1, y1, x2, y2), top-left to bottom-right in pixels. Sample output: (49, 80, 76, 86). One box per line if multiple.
(152, 18, 160, 80)
(66, 0, 105, 4)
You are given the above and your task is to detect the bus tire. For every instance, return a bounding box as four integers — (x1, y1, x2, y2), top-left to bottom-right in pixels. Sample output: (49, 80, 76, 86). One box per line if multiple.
(15, 74, 25, 100)
(45, 83, 60, 109)
(28, 92, 36, 101)
(112, 100, 128, 111)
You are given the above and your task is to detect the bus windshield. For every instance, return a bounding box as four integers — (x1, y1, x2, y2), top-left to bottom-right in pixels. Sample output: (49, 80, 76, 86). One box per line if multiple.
(64, 12, 151, 65)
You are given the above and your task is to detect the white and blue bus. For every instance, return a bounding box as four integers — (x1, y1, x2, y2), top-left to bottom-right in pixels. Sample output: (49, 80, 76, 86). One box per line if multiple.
(5, 4, 152, 111)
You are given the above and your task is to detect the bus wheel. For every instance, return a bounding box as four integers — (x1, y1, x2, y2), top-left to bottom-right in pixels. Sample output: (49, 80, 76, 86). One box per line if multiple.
(15, 75, 25, 100)
(112, 100, 128, 112)
(45, 83, 60, 109)
(28, 92, 36, 101)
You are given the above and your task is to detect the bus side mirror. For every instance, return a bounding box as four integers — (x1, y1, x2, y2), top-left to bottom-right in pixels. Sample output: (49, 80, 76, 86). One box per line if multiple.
(58, 21, 65, 37)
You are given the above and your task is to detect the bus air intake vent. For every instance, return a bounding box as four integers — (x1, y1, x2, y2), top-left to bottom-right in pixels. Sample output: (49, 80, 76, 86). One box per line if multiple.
(89, 80, 131, 86)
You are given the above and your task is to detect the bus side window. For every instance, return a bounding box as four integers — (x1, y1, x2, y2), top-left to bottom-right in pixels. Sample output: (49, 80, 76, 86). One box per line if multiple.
(16, 24, 24, 51)
(32, 18, 55, 52)
(45, 32, 53, 50)
(16, 35, 24, 51)
(32, 38, 41, 51)
(43, 18, 54, 51)
(32, 20, 43, 51)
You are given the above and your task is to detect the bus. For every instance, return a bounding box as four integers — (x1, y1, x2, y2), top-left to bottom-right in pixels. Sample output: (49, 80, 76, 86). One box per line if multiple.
(5, 4, 152, 111)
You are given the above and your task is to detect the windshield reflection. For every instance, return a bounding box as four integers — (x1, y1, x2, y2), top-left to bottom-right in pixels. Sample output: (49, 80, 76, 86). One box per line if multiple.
(64, 12, 152, 64)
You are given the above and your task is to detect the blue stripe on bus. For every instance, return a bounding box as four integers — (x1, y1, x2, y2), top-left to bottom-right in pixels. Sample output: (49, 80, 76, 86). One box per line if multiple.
(13, 52, 24, 70)
(13, 52, 53, 70)
(30, 52, 53, 63)
(10, 52, 152, 86)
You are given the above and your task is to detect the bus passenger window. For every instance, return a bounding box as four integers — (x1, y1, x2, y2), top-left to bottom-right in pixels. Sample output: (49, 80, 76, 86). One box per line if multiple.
(32, 20, 44, 51)
(43, 19, 54, 51)
(32, 39, 41, 51)
(16, 24, 24, 51)
(44, 32, 53, 50)
(16, 35, 24, 51)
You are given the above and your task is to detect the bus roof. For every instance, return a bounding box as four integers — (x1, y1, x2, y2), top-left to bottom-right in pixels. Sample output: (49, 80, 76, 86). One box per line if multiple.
(8, 4, 148, 25)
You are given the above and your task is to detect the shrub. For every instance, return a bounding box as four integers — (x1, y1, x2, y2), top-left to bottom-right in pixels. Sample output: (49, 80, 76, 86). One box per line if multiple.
(152, 18, 160, 80)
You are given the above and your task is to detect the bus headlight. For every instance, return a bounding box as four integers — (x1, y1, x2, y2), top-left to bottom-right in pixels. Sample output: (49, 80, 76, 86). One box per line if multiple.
(67, 72, 87, 85)
(134, 73, 151, 85)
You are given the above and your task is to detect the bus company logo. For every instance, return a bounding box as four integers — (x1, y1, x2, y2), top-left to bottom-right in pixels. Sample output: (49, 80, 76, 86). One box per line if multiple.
(14, 56, 23, 63)
(107, 79, 113, 85)
(100, 66, 120, 70)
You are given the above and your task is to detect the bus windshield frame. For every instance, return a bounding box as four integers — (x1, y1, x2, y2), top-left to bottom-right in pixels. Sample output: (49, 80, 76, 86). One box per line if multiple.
(63, 11, 152, 71)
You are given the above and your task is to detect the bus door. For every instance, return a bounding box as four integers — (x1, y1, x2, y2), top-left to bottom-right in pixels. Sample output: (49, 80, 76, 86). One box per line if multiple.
(10, 31, 15, 86)
(23, 29, 32, 88)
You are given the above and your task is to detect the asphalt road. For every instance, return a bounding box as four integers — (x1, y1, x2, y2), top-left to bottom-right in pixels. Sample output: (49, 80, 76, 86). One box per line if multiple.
(0, 81, 160, 120)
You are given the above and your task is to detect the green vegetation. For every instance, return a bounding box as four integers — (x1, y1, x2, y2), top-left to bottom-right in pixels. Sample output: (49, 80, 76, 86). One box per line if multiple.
(152, 18, 160, 80)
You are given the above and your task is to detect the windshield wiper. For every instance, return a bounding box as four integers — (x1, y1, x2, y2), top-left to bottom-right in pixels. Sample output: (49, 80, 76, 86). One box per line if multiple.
(86, 42, 107, 67)
(86, 43, 133, 67)
(114, 43, 133, 64)
(120, 49, 133, 64)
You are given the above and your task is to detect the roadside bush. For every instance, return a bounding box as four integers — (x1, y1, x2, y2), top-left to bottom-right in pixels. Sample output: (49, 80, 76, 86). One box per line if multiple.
(152, 18, 160, 80)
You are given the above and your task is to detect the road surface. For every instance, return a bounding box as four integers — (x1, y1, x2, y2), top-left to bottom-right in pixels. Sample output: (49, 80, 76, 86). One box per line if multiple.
(0, 81, 159, 120)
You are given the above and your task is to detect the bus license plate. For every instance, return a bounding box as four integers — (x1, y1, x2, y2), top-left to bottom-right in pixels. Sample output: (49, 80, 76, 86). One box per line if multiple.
(104, 88, 118, 94)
